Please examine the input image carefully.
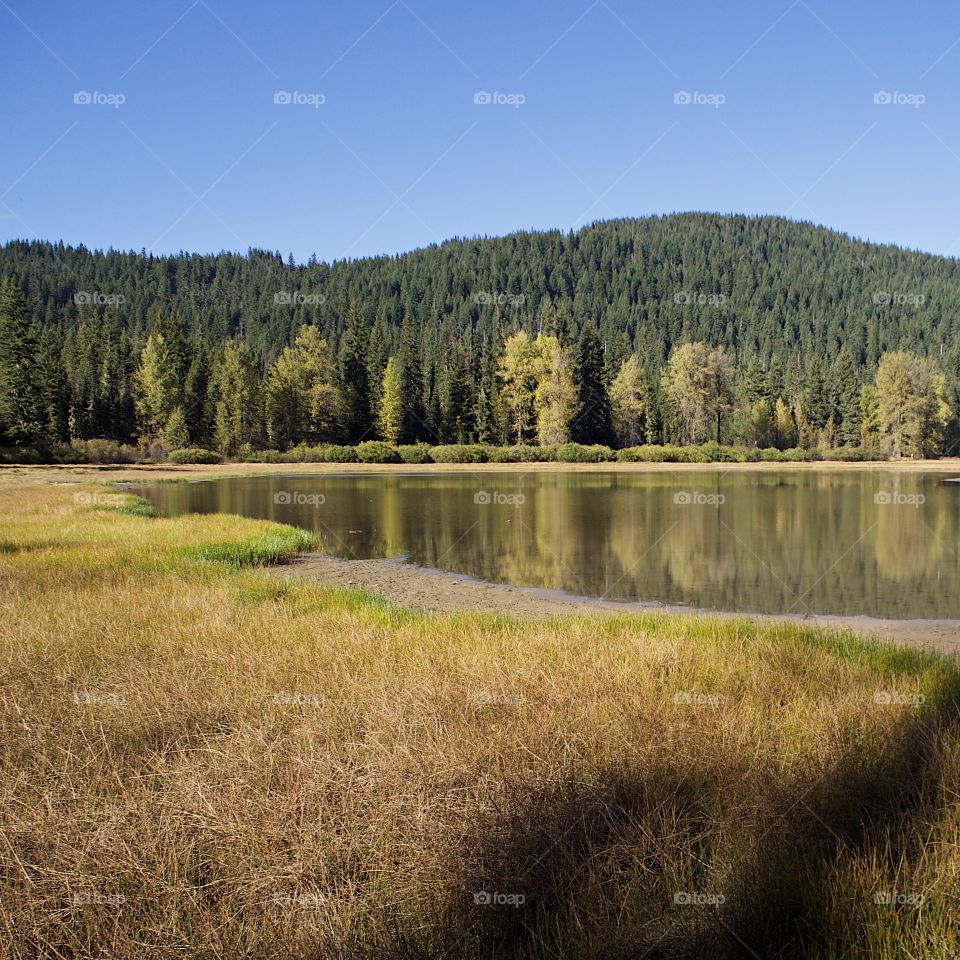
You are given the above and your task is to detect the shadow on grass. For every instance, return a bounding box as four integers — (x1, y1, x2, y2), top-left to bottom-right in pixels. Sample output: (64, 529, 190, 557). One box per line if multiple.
(362, 666, 960, 960)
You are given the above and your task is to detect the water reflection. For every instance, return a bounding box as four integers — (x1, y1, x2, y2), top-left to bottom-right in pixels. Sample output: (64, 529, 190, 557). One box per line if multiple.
(137, 470, 960, 619)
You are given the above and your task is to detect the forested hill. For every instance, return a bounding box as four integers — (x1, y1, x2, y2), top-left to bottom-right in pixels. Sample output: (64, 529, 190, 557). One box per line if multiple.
(2, 213, 958, 368)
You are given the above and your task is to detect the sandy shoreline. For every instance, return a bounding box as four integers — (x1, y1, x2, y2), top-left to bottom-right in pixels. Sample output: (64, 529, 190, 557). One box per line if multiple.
(273, 552, 960, 656)
(3, 457, 960, 488)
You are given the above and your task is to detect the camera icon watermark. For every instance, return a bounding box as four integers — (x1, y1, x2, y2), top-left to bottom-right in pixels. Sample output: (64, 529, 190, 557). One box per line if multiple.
(674, 891, 725, 906)
(473, 90, 526, 108)
(74, 90, 125, 108)
(273, 691, 325, 707)
(74, 291, 125, 306)
(474, 890, 526, 907)
(873, 90, 925, 108)
(274, 291, 326, 306)
(674, 691, 725, 707)
(473, 291, 525, 307)
(673, 491, 725, 507)
(673, 90, 725, 108)
(273, 891, 325, 907)
(873, 691, 925, 707)
(873, 491, 924, 508)
(874, 891, 923, 906)
(273, 491, 325, 506)
(73, 690, 126, 707)
(71, 891, 127, 907)
(674, 291, 725, 306)
(474, 490, 525, 506)
(872, 291, 924, 306)
(273, 90, 325, 107)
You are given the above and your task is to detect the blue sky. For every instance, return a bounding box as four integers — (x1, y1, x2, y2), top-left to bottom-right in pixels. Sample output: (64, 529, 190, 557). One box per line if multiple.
(2, 0, 960, 261)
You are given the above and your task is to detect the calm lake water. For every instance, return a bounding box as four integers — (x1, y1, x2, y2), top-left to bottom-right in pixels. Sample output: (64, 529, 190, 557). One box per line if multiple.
(137, 470, 960, 620)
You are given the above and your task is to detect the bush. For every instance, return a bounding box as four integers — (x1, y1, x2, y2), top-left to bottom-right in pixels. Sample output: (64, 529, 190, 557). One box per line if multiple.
(781, 447, 821, 462)
(488, 444, 548, 462)
(397, 444, 434, 464)
(429, 444, 489, 463)
(322, 445, 359, 463)
(356, 441, 400, 463)
(241, 449, 283, 463)
(168, 447, 222, 465)
(824, 446, 886, 462)
(69, 438, 142, 464)
(554, 443, 616, 462)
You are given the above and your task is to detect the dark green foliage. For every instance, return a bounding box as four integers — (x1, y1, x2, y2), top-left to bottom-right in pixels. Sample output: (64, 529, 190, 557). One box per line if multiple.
(355, 440, 400, 463)
(168, 447, 222, 464)
(428, 444, 489, 463)
(571, 325, 612, 445)
(2, 214, 959, 452)
(0, 279, 46, 444)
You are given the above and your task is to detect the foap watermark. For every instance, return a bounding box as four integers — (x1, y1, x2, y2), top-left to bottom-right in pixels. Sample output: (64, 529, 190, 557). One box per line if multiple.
(74, 291, 125, 306)
(473, 291, 525, 307)
(274, 491, 325, 506)
(674, 490, 725, 507)
(73, 690, 126, 707)
(674, 291, 725, 306)
(74, 492, 126, 507)
(874, 491, 925, 508)
(474, 890, 526, 907)
(673, 90, 725, 108)
(473, 90, 526, 108)
(674, 891, 725, 906)
(74, 90, 125, 108)
(873, 291, 925, 306)
(273, 691, 324, 707)
(274, 90, 325, 108)
(874, 691, 926, 707)
(873, 91, 925, 108)
(71, 891, 127, 907)
(274, 291, 326, 306)
(474, 490, 525, 506)
(674, 691, 725, 707)
(874, 891, 923, 906)
(273, 891, 325, 907)
(470, 692, 523, 708)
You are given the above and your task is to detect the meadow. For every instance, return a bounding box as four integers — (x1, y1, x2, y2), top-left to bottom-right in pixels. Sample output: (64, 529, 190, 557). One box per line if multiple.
(1, 476, 959, 959)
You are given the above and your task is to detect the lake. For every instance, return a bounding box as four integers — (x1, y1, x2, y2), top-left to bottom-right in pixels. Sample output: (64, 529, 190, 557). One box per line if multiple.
(136, 469, 960, 620)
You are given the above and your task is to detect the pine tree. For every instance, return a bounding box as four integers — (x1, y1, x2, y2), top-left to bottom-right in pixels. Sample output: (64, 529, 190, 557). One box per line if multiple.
(0, 280, 45, 445)
(211, 340, 263, 455)
(831, 346, 861, 446)
(133, 333, 178, 441)
(338, 304, 370, 443)
(378, 356, 403, 444)
(571, 325, 612, 444)
(162, 407, 189, 450)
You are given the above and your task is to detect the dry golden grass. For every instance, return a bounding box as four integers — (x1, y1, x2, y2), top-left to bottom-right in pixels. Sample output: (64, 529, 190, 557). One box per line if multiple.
(1, 481, 958, 958)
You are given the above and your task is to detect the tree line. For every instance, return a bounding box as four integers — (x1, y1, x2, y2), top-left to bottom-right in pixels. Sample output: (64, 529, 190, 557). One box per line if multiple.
(1, 213, 959, 458)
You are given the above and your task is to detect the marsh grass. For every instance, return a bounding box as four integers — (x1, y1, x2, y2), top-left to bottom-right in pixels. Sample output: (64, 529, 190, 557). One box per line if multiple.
(0, 484, 958, 958)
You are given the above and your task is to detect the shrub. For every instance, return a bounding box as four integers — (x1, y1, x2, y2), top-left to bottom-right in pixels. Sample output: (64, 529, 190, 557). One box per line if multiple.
(69, 438, 141, 464)
(429, 444, 489, 463)
(824, 447, 885, 462)
(554, 443, 616, 462)
(322, 445, 359, 463)
(168, 447, 222, 465)
(781, 447, 820, 462)
(356, 441, 400, 463)
(242, 449, 283, 463)
(488, 444, 547, 462)
(398, 444, 434, 464)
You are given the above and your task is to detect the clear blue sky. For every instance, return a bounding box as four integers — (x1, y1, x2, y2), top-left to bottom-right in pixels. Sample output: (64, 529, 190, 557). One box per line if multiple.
(3, 0, 960, 261)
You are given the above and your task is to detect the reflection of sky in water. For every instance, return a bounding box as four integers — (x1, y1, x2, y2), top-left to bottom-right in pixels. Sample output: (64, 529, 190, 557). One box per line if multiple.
(136, 471, 960, 620)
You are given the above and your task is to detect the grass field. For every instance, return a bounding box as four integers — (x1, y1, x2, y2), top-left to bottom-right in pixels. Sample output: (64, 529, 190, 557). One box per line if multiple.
(1, 478, 959, 958)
